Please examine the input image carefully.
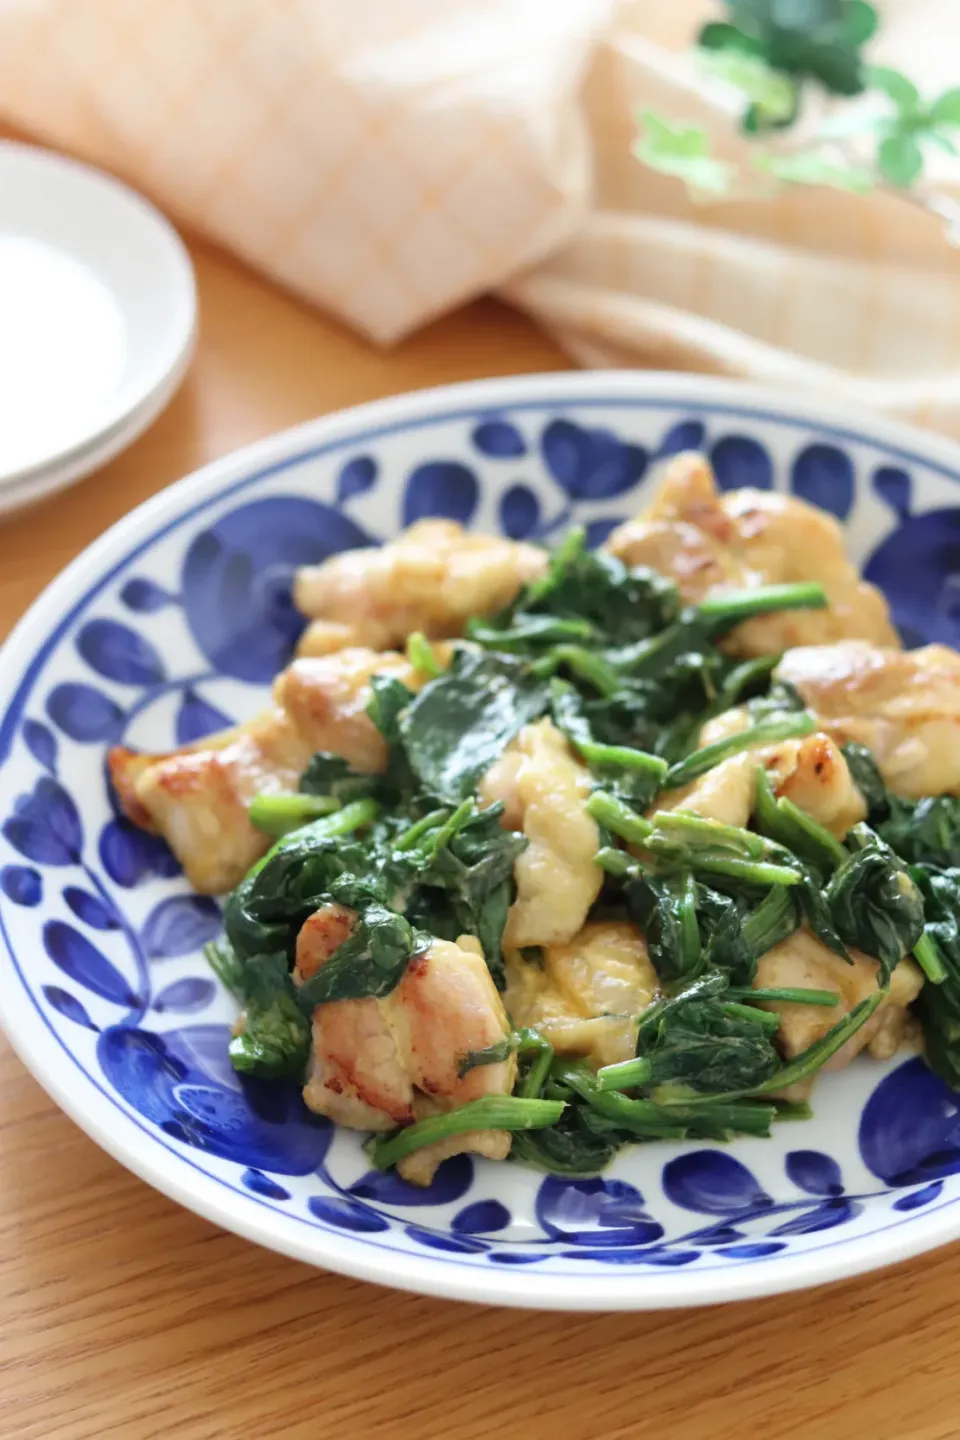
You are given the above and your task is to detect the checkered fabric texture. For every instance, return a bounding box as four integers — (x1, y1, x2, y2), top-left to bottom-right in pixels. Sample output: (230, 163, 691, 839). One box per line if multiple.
(3, 0, 960, 431)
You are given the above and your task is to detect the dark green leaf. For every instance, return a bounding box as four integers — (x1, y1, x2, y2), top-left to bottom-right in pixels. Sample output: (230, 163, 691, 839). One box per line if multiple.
(205, 942, 311, 1079)
(299, 752, 380, 804)
(413, 802, 527, 986)
(398, 647, 550, 803)
(296, 903, 423, 1009)
(365, 674, 415, 744)
(841, 740, 889, 819)
(880, 795, 960, 870)
(824, 823, 925, 981)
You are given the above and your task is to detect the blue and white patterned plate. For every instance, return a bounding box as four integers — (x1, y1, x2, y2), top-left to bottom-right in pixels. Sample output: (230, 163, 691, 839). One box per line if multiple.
(3, 372, 960, 1311)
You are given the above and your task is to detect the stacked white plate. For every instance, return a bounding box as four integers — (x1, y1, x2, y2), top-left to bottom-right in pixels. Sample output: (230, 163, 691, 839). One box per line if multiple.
(0, 142, 196, 515)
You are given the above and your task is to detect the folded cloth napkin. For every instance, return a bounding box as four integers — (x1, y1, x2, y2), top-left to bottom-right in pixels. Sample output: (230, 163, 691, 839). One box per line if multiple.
(3, 0, 960, 430)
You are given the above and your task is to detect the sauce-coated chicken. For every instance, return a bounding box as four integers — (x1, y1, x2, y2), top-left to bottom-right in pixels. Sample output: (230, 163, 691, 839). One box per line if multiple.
(295, 519, 546, 656)
(776, 641, 960, 798)
(479, 718, 602, 949)
(505, 921, 659, 1068)
(108, 648, 418, 894)
(606, 452, 898, 656)
(296, 909, 516, 1185)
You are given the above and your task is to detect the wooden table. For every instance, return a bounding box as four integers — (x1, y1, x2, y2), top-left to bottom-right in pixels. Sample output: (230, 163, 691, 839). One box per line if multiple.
(2, 212, 960, 1440)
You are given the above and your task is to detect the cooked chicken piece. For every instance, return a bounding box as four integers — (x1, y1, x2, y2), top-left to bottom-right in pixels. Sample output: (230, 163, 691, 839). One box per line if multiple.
(606, 452, 898, 656)
(295, 519, 546, 656)
(479, 718, 602, 949)
(505, 921, 659, 1068)
(108, 647, 418, 894)
(297, 913, 516, 1185)
(755, 928, 923, 1079)
(656, 721, 866, 838)
(776, 641, 960, 798)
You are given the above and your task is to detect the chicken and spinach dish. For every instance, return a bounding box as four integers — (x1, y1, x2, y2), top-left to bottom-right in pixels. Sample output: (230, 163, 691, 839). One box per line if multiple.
(109, 453, 960, 1184)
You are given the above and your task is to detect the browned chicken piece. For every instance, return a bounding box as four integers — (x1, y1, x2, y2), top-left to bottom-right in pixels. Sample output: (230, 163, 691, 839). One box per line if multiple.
(296, 911, 516, 1185)
(776, 641, 960, 798)
(605, 452, 898, 656)
(108, 647, 418, 895)
(754, 928, 923, 1085)
(294, 518, 547, 656)
(479, 718, 602, 949)
(657, 719, 866, 838)
(505, 921, 659, 1069)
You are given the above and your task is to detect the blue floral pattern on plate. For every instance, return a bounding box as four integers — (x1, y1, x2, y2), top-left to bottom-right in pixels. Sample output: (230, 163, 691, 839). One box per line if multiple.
(3, 377, 960, 1307)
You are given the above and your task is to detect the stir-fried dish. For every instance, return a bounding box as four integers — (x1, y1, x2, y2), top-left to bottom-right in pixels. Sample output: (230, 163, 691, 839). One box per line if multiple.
(109, 452, 960, 1184)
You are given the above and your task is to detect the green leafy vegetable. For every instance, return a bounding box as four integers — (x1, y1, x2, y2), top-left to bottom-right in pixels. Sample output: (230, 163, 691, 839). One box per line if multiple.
(296, 903, 424, 1010)
(398, 647, 550, 802)
(823, 823, 925, 981)
(248, 791, 340, 837)
(370, 1097, 565, 1170)
(299, 752, 381, 805)
(840, 740, 889, 819)
(663, 712, 815, 790)
(207, 517, 960, 1177)
(632, 979, 783, 1093)
(207, 942, 311, 1079)
(409, 802, 527, 986)
(880, 795, 960, 870)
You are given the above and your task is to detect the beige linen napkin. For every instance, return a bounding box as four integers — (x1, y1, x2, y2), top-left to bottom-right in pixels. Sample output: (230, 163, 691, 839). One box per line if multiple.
(2, 0, 960, 430)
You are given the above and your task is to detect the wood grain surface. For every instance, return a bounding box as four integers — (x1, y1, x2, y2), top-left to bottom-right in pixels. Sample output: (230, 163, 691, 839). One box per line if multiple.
(2, 146, 960, 1440)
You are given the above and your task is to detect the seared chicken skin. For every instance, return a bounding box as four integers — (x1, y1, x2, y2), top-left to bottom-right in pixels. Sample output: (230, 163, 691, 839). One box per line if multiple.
(296, 908, 516, 1185)
(479, 718, 602, 949)
(109, 648, 418, 894)
(776, 641, 960, 799)
(606, 452, 898, 656)
(505, 921, 659, 1068)
(295, 519, 546, 657)
(671, 713, 868, 837)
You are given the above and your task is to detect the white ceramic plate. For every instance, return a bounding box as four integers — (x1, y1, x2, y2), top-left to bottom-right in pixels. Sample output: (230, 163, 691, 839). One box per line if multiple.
(1, 373, 959, 1311)
(0, 142, 195, 494)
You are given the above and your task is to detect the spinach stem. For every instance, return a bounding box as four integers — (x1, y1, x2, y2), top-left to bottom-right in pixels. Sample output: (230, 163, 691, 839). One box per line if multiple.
(726, 986, 840, 1007)
(682, 853, 801, 887)
(655, 991, 884, 1104)
(371, 1097, 565, 1170)
(711, 654, 780, 713)
(248, 791, 340, 836)
(697, 581, 828, 629)
(254, 797, 380, 873)
(719, 1000, 782, 1032)
(549, 645, 622, 697)
(425, 798, 474, 854)
(595, 1056, 653, 1092)
(394, 808, 451, 851)
(519, 1034, 555, 1099)
(577, 741, 668, 779)
(586, 792, 653, 845)
(595, 846, 639, 877)
(753, 766, 847, 870)
(663, 713, 816, 790)
(914, 930, 949, 985)
(649, 810, 766, 859)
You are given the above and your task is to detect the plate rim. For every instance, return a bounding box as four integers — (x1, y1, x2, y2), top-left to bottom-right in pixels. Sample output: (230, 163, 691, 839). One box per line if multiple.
(3, 369, 960, 1310)
(0, 139, 197, 488)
